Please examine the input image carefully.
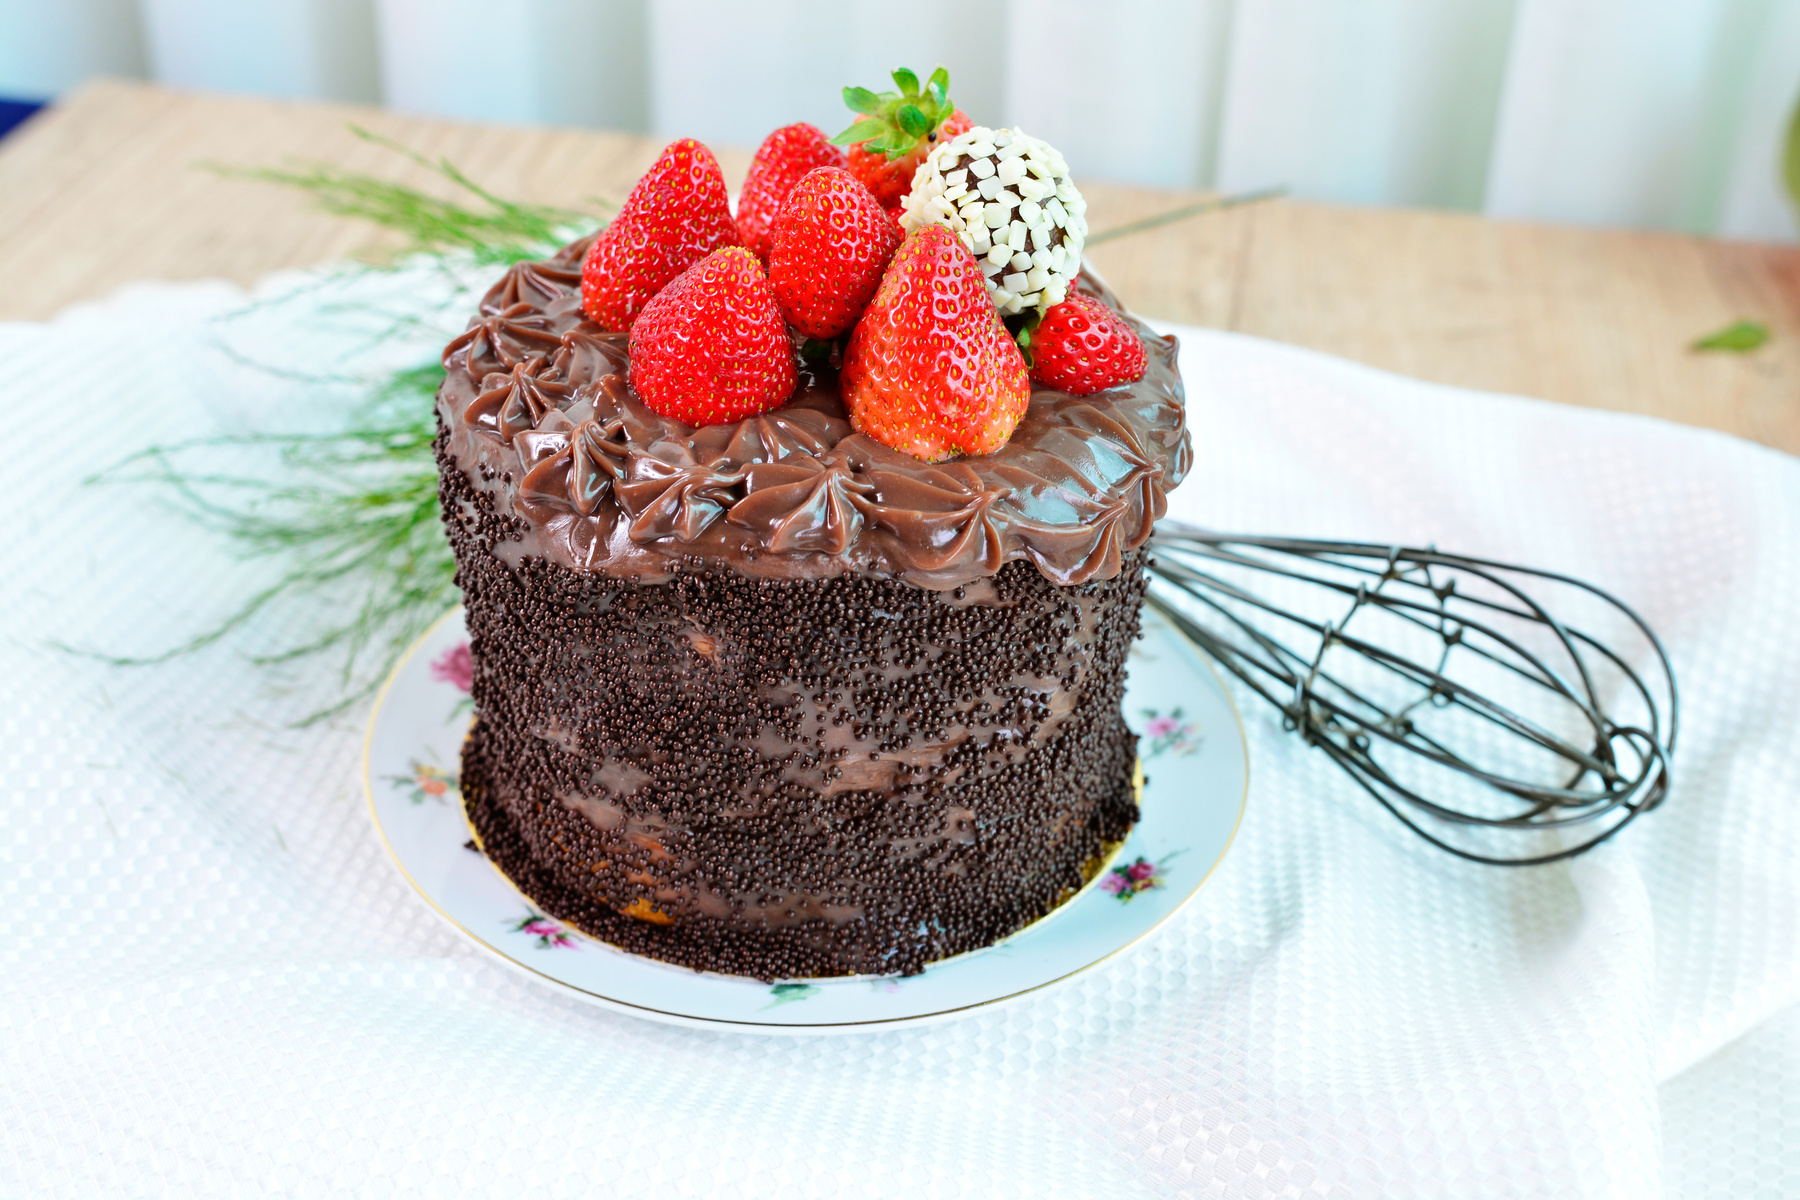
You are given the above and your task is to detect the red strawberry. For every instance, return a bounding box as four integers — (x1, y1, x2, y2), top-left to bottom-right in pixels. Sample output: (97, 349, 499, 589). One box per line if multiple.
(1028, 293, 1148, 396)
(768, 167, 901, 341)
(831, 67, 972, 215)
(736, 123, 846, 264)
(840, 224, 1030, 461)
(581, 138, 740, 331)
(628, 247, 796, 426)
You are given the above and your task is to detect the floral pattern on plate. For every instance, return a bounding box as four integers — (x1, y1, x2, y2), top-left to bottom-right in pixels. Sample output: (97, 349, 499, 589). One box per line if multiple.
(1100, 851, 1185, 902)
(511, 909, 580, 950)
(431, 641, 475, 722)
(762, 983, 822, 1009)
(389, 758, 459, 804)
(1140, 707, 1203, 758)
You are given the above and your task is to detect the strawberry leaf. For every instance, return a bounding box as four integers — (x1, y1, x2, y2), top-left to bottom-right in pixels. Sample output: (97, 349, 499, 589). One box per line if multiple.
(829, 121, 875, 148)
(1692, 320, 1769, 352)
(927, 67, 949, 105)
(842, 86, 883, 115)
(832, 65, 958, 160)
(1008, 309, 1044, 368)
(1785, 91, 1800, 225)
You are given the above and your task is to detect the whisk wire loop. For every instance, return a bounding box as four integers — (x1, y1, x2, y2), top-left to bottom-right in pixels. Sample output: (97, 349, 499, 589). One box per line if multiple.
(1145, 524, 1677, 866)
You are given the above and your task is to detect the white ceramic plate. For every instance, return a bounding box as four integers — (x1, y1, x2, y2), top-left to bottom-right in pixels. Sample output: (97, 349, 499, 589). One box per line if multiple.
(364, 607, 1247, 1033)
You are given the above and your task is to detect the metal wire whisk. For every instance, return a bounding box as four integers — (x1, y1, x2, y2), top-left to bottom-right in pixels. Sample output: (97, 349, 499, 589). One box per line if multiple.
(1144, 523, 1678, 865)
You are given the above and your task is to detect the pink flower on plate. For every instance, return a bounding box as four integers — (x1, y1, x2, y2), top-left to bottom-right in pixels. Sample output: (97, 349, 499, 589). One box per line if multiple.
(1139, 707, 1202, 758)
(430, 642, 473, 692)
(1100, 852, 1184, 903)
(512, 910, 578, 949)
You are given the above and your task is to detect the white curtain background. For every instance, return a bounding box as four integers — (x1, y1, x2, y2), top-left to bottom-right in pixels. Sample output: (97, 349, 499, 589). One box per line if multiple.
(2, 0, 1797, 240)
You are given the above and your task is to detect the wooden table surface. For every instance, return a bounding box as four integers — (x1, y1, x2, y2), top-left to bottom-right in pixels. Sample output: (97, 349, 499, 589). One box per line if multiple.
(4, 79, 1798, 458)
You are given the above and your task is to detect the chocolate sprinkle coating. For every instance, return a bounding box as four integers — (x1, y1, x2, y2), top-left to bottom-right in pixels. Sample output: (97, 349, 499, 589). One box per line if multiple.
(441, 420, 1149, 979)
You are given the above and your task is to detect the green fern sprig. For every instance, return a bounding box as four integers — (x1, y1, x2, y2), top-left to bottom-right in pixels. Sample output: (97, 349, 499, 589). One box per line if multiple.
(90, 131, 604, 721)
(203, 124, 606, 266)
(89, 362, 453, 721)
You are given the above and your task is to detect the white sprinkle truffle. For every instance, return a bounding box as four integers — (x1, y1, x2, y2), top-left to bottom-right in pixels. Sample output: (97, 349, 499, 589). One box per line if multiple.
(901, 125, 1086, 316)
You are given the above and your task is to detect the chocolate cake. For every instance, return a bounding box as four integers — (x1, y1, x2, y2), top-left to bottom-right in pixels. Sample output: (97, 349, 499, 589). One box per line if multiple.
(435, 234, 1189, 979)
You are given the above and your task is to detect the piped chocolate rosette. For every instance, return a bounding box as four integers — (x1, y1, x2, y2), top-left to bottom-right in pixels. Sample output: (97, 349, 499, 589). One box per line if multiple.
(438, 67, 1189, 979)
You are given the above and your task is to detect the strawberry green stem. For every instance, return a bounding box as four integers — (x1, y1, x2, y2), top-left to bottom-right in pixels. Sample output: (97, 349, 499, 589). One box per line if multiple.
(831, 66, 955, 160)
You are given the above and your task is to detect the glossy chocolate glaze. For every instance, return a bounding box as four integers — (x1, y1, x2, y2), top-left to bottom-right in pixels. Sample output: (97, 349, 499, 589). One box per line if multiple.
(435, 234, 1189, 590)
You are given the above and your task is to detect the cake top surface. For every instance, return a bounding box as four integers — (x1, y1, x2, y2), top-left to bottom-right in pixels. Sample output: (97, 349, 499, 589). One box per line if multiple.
(436, 234, 1189, 589)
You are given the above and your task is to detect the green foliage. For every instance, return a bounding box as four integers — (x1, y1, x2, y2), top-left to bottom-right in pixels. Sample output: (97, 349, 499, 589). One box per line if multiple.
(830, 65, 956, 160)
(93, 128, 599, 720)
(1691, 319, 1770, 353)
(1008, 309, 1044, 369)
(1785, 90, 1800, 228)
(205, 124, 604, 266)
(92, 362, 455, 722)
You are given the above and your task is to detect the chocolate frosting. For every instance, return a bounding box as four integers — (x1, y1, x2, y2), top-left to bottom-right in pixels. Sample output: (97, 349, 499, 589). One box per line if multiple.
(437, 235, 1190, 588)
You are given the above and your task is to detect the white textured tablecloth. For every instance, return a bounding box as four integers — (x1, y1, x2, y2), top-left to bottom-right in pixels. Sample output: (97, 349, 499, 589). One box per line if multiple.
(3, 269, 1797, 1199)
